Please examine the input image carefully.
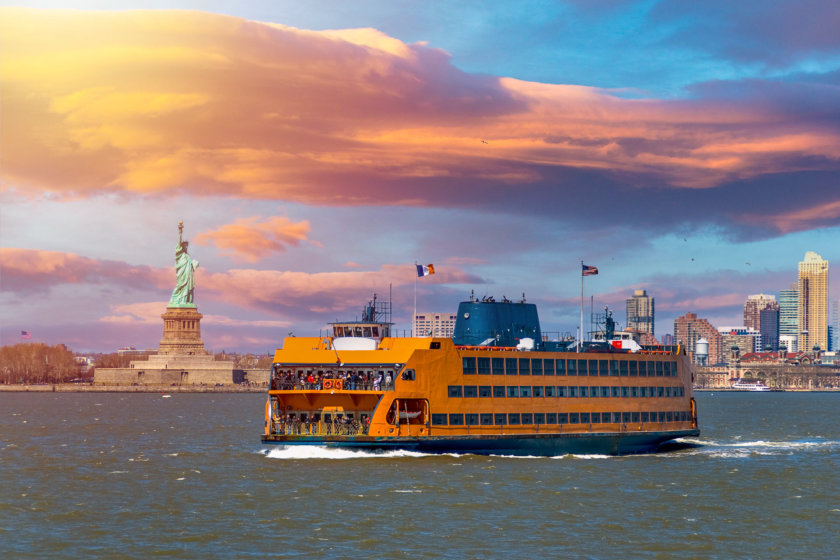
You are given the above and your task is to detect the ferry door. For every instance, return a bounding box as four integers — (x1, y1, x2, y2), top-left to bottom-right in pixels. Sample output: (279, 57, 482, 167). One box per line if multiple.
(391, 398, 429, 436)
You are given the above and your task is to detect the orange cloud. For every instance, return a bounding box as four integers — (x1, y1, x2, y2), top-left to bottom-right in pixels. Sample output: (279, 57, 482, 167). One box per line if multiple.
(193, 216, 311, 262)
(3, 7, 836, 206)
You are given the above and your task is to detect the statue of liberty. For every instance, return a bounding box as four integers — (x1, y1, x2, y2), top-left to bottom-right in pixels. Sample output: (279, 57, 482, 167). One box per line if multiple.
(169, 221, 199, 307)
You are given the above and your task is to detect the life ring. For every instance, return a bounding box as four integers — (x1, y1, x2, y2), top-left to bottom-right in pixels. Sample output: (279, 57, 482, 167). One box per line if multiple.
(334, 379, 344, 390)
(323, 379, 333, 390)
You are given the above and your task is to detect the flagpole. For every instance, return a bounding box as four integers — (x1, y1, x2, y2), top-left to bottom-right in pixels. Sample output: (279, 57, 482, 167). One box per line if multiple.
(413, 262, 417, 337)
(579, 260, 583, 352)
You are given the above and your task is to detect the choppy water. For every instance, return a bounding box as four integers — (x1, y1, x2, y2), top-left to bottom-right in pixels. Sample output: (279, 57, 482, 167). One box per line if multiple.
(1, 391, 838, 559)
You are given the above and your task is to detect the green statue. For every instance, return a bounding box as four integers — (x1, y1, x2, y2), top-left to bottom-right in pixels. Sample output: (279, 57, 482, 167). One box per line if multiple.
(169, 221, 199, 307)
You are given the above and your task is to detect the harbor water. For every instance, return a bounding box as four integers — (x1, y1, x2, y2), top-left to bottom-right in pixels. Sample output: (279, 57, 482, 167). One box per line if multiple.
(1, 391, 838, 559)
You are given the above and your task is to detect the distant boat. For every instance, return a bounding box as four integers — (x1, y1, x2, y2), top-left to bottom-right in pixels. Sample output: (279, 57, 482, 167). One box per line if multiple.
(161, 394, 172, 398)
(731, 379, 771, 391)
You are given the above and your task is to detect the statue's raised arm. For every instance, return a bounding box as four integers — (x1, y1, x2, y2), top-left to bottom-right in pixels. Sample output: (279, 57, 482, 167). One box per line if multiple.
(169, 221, 199, 307)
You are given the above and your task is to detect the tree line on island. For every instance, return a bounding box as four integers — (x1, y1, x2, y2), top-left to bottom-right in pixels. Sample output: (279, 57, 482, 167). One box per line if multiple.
(0, 343, 274, 384)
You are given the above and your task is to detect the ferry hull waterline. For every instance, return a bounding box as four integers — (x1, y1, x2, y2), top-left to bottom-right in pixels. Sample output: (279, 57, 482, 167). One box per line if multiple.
(262, 296, 699, 456)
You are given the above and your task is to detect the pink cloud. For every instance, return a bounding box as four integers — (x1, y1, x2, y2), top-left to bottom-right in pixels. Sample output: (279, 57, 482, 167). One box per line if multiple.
(2, 7, 837, 211)
(193, 216, 311, 262)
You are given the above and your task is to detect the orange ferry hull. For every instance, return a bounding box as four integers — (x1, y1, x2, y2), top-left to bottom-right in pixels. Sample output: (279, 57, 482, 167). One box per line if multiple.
(261, 429, 699, 456)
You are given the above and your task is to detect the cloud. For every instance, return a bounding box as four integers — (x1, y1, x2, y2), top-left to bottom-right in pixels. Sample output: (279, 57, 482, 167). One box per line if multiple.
(0, 248, 167, 294)
(193, 216, 311, 262)
(2, 7, 839, 241)
(100, 302, 167, 324)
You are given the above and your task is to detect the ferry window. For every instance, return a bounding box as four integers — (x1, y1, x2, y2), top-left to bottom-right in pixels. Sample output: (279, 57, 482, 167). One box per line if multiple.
(464, 385, 478, 398)
(477, 357, 491, 374)
(628, 361, 638, 376)
(658, 412, 666, 422)
(622, 412, 631, 423)
(640, 386, 648, 397)
(545, 386, 556, 397)
(363, 327, 372, 337)
(613, 361, 622, 376)
(658, 387, 665, 397)
(638, 362, 648, 377)
(462, 357, 477, 375)
(597, 360, 608, 376)
(611, 386, 620, 397)
(372, 327, 380, 337)
(600, 386, 610, 398)
(401, 369, 416, 381)
(544, 359, 555, 375)
(631, 386, 639, 397)
(533, 385, 544, 397)
(429, 341, 440, 349)
(641, 411, 649, 423)
(580, 412, 590, 424)
(492, 357, 504, 375)
(518, 358, 531, 375)
(557, 386, 567, 397)
(664, 386, 671, 397)
(506, 386, 519, 398)
(578, 386, 588, 398)
(448, 385, 463, 398)
(521, 413, 533, 424)
(556, 359, 566, 375)
(480, 413, 493, 425)
(493, 386, 505, 398)
(568, 386, 577, 398)
(479, 385, 492, 398)
(432, 414, 447, 426)
(534, 413, 545, 424)
(679, 387, 685, 397)
(506, 357, 518, 374)
(670, 362, 677, 377)
(577, 360, 587, 376)
(632, 412, 640, 423)
(494, 413, 507, 425)
(569, 412, 580, 424)
(656, 362, 664, 377)
(567, 360, 577, 376)
(531, 359, 542, 375)
(558, 413, 569, 424)
(465, 413, 479, 425)
(343, 327, 352, 336)
(508, 413, 521, 425)
(592, 359, 602, 376)
(621, 387, 630, 398)
(590, 412, 601, 423)
(354, 326, 363, 336)
(449, 414, 465, 426)
(546, 413, 557, 424)
(520, 386, 532, 398)
(666, 411, 674, 422)
(619, 361, 628, 376)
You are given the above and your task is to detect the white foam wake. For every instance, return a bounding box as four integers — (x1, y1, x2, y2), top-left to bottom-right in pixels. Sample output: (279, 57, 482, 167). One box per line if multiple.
(260, 446, 429, 460)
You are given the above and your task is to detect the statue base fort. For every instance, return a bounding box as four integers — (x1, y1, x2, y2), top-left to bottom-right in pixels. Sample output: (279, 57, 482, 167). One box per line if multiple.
(94, 305, 266, 387)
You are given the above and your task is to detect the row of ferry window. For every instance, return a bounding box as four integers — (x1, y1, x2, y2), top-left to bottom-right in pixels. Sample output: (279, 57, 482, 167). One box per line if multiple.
(448, 385, 686, 398)
(431, 410, 691, 426)
(461, 357, 677, 377)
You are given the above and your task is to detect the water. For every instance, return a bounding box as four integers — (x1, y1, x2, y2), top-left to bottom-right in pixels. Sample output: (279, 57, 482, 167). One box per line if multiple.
(1, 392, 838, 559)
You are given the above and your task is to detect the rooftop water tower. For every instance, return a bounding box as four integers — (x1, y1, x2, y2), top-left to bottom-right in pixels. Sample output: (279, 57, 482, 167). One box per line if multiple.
(696, 338, 709, 366)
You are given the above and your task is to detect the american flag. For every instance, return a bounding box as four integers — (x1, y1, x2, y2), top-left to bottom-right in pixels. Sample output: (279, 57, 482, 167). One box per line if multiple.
(582, 264, 599, 276)
(21, 330, 31, 339)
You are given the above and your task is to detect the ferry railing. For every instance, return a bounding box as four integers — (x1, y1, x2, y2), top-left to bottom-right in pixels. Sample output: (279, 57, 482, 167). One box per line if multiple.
(271, 419, 369, 437)
(270, 378, 394, 391)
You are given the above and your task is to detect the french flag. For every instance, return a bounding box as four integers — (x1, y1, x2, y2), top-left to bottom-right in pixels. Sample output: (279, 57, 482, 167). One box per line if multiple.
(416, 264, 435, 277)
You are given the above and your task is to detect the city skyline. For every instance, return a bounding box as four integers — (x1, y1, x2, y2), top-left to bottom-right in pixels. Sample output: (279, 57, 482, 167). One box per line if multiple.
(3, 2, 840, 353)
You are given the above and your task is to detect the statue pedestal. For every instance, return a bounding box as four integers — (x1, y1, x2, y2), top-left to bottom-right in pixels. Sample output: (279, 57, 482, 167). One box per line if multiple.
(159, 306, 206, 355)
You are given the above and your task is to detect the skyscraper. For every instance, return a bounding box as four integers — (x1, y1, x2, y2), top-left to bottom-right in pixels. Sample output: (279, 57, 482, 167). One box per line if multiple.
(743, 294, 777, 331)
(759, 305, 780, 351)
(798, 251, 829, 351)
(626, 289, 654, 335)
(779, 282, 798, 349)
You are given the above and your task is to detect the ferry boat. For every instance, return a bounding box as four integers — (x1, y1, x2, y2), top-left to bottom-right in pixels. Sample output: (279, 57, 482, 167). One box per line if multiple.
(262, 295, 699, 456)
(730, 378, 771, 391)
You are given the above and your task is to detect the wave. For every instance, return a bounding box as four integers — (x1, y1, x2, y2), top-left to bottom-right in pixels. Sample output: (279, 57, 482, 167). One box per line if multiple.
(260, 446, 429, 460)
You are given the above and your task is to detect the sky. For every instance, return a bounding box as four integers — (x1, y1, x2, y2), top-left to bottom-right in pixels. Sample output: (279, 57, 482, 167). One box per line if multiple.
(2, 0, 840, 353)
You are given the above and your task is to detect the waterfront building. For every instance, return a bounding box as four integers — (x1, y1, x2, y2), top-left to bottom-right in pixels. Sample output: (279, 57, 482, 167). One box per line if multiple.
(626, 289, 655, 336)
(413, 312, 457, 338)
(718, 327, 761, 355)
(779, 283, 799, 342)
(830, 299, 840, 351)
(743, 294, 777, 331)
(798, 251, 829, 351)
(674, 312, 723, 365)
